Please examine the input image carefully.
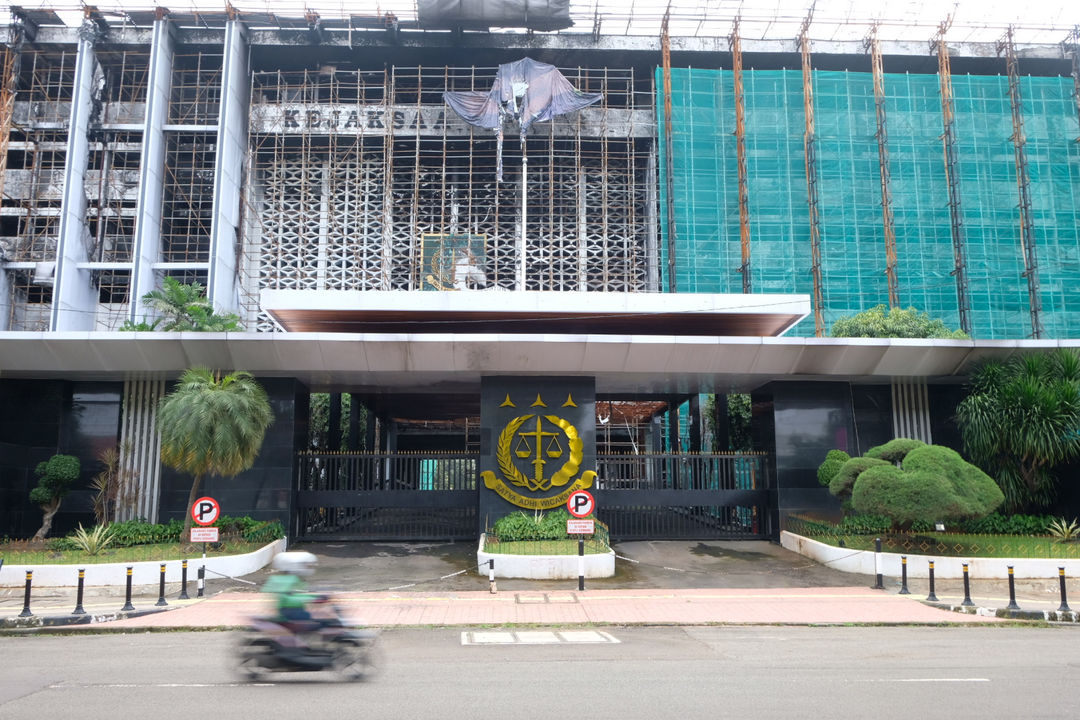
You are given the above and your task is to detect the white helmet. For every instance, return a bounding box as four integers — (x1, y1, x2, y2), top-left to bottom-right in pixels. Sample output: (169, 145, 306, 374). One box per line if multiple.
(272, 551, 318, 576)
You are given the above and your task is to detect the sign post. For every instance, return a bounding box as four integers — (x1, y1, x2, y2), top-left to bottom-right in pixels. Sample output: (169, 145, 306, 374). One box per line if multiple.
(566, 490, 597, 591)
(190, 497, 220, 598)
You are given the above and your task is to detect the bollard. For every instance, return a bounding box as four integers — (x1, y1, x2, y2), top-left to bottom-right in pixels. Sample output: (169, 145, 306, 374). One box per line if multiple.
(1058, 567, 1071, 612)
(871, 537, 884, 590)
(73, 568, 87, 615)
(899, 556, 910, 595)
(197, 565, 205, 598)
(578, 536, 585, 592)
(1005, 566, 1020, 611)
(18, 570, 33, 617)
(122, 566, 135, 611)
(961, 563, 974, 607)
(926, 560, 939, 602)
(178, 560, 189, 600)
(156, 563, 168, 607)
(488, 558, 497, 594)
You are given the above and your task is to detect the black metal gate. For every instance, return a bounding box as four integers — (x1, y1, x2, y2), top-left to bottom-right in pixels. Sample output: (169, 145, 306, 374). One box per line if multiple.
(294, 451, 770, 541)
(295, 452, 479, 541)
(593, 453, 771, 540)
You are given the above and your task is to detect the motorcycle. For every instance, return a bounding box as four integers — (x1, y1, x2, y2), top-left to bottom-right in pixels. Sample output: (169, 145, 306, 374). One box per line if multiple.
(236, 601, 381, 682)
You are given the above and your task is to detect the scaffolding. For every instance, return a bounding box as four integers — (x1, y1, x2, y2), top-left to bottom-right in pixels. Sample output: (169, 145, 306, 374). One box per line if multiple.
(999, 27, 1043, 339)
(730, 18, 751, 294)
(241, 62, 654, 330)
(867, 26, 899, 309)
(800, 16, 826, 337)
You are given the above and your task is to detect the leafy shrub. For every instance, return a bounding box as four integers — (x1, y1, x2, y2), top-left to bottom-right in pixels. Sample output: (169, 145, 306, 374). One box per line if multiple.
(852, 445, 1004, 530)
(1048, 517, 1080, 543)
(491, 508, 600, 542)
(71, 524, 117, 555)
(817, 449, 850, 487)
(954, 513, 1051, 535)
(829, 457, 890, 500)
(865, 438, 927, 464)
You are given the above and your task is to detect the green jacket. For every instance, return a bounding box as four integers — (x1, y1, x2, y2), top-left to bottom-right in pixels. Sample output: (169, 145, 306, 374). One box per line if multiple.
(262, 573, 317, 612)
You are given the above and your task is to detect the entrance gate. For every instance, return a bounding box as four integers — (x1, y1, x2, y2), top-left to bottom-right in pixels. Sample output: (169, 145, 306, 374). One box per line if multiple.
(294, 451, 770, 541)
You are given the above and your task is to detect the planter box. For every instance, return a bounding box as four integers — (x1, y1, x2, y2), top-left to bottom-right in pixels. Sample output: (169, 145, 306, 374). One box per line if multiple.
(476, 533, 615, 579)
(0, 538, 286, 587)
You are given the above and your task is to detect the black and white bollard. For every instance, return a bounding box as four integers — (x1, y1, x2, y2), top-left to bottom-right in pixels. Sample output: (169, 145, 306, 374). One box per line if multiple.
(155, 563, 168, 607)
(871, 537, 884, 590)
(1058, 567, 1071, 613)
(197, 565, 205, 598)
(178, 560, 189, 600)
(488, 558, 497, 594)
(18, 570, 33, 618)
(578, 536, 585, 592)
(926, 560, 939, 602)
(961, 563, 974, 607)
(122, 566, 135, 611)
(72, 568, 86, 615)
(899, 556, 910, 595)
(1005, 566, 1020, 610)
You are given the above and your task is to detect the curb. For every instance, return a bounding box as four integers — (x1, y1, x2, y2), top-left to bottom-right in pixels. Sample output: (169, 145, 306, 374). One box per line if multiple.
(1, 605, 177, 631)
(928, 602, 1080, 623)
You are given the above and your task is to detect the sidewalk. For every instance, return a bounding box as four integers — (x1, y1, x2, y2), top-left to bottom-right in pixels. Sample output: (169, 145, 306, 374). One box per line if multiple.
(2, 540, 1078, 630)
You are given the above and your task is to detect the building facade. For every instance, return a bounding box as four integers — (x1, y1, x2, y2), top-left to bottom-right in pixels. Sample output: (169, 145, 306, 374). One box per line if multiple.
(1, 5, 1078, 542)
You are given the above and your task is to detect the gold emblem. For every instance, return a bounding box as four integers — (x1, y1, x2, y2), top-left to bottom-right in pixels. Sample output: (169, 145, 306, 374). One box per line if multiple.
(481, 411, 596, 509)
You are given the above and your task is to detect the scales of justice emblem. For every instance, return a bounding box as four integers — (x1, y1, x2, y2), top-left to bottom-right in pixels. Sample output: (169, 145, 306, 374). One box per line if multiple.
(481, 392, 597, 509)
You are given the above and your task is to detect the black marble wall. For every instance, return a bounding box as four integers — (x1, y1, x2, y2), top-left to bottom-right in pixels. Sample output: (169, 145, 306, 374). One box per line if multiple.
(0, 380, 125, 538)
(478, 376, 596, 531)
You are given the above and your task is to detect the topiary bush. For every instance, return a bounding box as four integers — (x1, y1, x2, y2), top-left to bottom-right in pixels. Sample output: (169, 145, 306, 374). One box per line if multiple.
(829, 456, 890, 500)
(865, 438, 927, 464)
(851, 444, 1004, 530)
(817, 449, 850, 487)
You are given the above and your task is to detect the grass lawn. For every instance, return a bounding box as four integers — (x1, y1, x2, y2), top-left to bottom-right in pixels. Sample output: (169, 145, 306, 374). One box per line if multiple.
(811, 532, 1080, 559)
(0, 540, 270, 566)
(482, 538, 611, 555)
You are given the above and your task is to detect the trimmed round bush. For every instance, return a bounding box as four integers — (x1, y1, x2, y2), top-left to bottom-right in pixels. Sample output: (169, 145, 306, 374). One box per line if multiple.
(851, 444, 1004, 530)
(865, 438, 927, 463)
(817, 449, 851, 487)
(829, 456, 890, 499)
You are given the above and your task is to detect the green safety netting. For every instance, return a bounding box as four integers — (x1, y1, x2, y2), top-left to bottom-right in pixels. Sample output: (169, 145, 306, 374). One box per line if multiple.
(657, 67, 1080, 339)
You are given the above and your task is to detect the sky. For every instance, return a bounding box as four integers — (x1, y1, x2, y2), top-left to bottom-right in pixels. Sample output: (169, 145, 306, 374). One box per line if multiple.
(4, 1, 1078, 44)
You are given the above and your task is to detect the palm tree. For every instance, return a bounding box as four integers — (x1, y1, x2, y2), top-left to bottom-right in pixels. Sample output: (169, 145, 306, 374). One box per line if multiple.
(158, 367, 273, 541)
(127, 277, 242, 332)
(956, 349, 1080, 511)
(141, 276, 213, 330)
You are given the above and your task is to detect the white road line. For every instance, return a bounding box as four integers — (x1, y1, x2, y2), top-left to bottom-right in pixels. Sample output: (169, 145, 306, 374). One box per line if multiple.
(860, 678, 990, 683)
(461, 630, 620, 645)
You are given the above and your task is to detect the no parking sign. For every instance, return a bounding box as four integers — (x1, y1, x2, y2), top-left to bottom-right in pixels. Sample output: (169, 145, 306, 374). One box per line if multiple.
(191, 496, 220, 526)
(566, 490, 595, 518)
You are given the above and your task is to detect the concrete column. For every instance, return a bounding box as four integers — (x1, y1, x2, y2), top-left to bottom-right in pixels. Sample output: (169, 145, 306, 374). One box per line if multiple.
(51, 22, 102, 331)
(207, 19, 250, 313)
(129, 17, 174, 322)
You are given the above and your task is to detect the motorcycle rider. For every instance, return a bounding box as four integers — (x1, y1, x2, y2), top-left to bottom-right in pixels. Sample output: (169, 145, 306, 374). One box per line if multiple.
(262, 551, 328, 653)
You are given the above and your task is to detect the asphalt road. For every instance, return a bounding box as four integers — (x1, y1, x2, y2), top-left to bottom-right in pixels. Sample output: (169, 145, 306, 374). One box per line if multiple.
(3, 626, 1079, 720)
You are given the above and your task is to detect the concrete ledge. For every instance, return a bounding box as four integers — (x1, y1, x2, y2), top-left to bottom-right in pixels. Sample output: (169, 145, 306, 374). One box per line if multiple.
(476, 534, 615, 579)
(0, 537, 286, 588)
(928, 603, 1080, 623)
(781, 531, 1076, 579)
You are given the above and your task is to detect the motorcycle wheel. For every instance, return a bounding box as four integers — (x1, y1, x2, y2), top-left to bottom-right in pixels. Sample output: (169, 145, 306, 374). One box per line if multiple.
(331, 636, 381, 682)
(237, 638, 273, 682)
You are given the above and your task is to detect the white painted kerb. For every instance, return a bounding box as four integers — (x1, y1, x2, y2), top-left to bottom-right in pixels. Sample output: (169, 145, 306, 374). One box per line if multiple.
(0, 537, 286, 587)
(782, 531, 1074, 579)
(476, 534, 615, 579)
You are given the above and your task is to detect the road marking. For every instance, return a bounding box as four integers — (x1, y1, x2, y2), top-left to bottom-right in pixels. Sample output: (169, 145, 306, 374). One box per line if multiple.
(461, 630, 619, 645)
(51, 683, 276, 688)
(860, 678, 990, 683)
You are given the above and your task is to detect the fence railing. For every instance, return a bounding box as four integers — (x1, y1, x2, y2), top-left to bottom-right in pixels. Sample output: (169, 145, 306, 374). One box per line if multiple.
(594, 453, 766, 491)
(297, 452, 479, 493)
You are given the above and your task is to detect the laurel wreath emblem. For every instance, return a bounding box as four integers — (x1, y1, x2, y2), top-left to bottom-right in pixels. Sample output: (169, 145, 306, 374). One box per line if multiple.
(495, 413, 584, 492)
